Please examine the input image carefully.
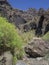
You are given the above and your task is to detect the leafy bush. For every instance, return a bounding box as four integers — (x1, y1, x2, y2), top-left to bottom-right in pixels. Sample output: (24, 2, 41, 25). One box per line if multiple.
(0, 17, 24, 61)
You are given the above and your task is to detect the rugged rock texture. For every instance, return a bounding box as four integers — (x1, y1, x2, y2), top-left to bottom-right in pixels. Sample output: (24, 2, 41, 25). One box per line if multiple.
(0, 51, 13, 65)
(0, 0, 27, 29)
(16, 59, 49, 65)
(35, 15, 45, 36)
(24, 58, 49, 65)
(44, 23, 49, 34)
(16, 60, 27, 65)
(0, 0, 49, 35)
(25, 38, 49, 58)
(13, 8, 49, 35)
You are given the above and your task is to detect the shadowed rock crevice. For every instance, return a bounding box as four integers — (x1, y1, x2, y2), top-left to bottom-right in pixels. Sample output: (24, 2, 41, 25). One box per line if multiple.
(23, 24, 30, 32)
(25, 47, 43, 58)
(35, 15, 44, 36)
(38, 15, 44, 28)
(44, 23, 49, 34)
(29, 22, 37, 30)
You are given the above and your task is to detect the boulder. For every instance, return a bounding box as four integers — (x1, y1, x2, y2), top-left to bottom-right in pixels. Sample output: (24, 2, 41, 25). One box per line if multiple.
(24, 58, 49, 65)
(16, 60, 27, 65)
(0, 51, 13, 65)
(25, 37, 49, 58)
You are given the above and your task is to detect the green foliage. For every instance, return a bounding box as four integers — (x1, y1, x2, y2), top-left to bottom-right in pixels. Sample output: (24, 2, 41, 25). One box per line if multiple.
(21, 30, 35, 44)
(0, 17, 24, 60)
(42, 32, 49, 41)
(13, 56, 17, 65)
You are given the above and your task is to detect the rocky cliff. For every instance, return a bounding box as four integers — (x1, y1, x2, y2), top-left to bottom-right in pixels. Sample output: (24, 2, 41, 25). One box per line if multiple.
(0, 0, 49, 36)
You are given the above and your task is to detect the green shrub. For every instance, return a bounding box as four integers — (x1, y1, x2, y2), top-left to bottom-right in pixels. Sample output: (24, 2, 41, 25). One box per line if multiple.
(21, 30, 35, 44)
(42, 32, 49, 41)
(0, 17, 24, 62)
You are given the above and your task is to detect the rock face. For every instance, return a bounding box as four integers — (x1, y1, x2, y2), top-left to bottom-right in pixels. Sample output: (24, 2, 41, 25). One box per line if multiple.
(16, 60, 27, 65)
(25, 38, 49, 58)
(24, 58, 49, 65)
(35, 15, 44, 36)
(0, 0, 6, 2)
(0, 0, 27, 29)
(0, 51, 13, 65)
(44, 23, 49, 34)
(0, 0, 49, 35)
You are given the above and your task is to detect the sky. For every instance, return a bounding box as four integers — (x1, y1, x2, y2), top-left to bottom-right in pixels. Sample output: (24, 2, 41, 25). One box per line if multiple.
(8, 0, 49, 10)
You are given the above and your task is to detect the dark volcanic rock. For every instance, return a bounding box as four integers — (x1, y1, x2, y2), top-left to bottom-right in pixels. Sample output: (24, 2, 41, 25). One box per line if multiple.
(25, 38, 49, 58)
(23, 24, 30, 32)
(35, 28, 42, 36)
(29, 22, 37, 30)
(35, 15, 44, 36)
(37, 15, 44, 29)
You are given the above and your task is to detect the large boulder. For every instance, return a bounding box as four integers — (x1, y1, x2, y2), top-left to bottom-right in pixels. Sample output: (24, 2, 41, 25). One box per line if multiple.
(25, 37, 49, 58)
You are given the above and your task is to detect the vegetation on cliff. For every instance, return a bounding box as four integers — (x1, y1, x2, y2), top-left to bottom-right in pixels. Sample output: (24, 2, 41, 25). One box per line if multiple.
(42, 32, 49, 42)
(0, 17, 24, 64)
